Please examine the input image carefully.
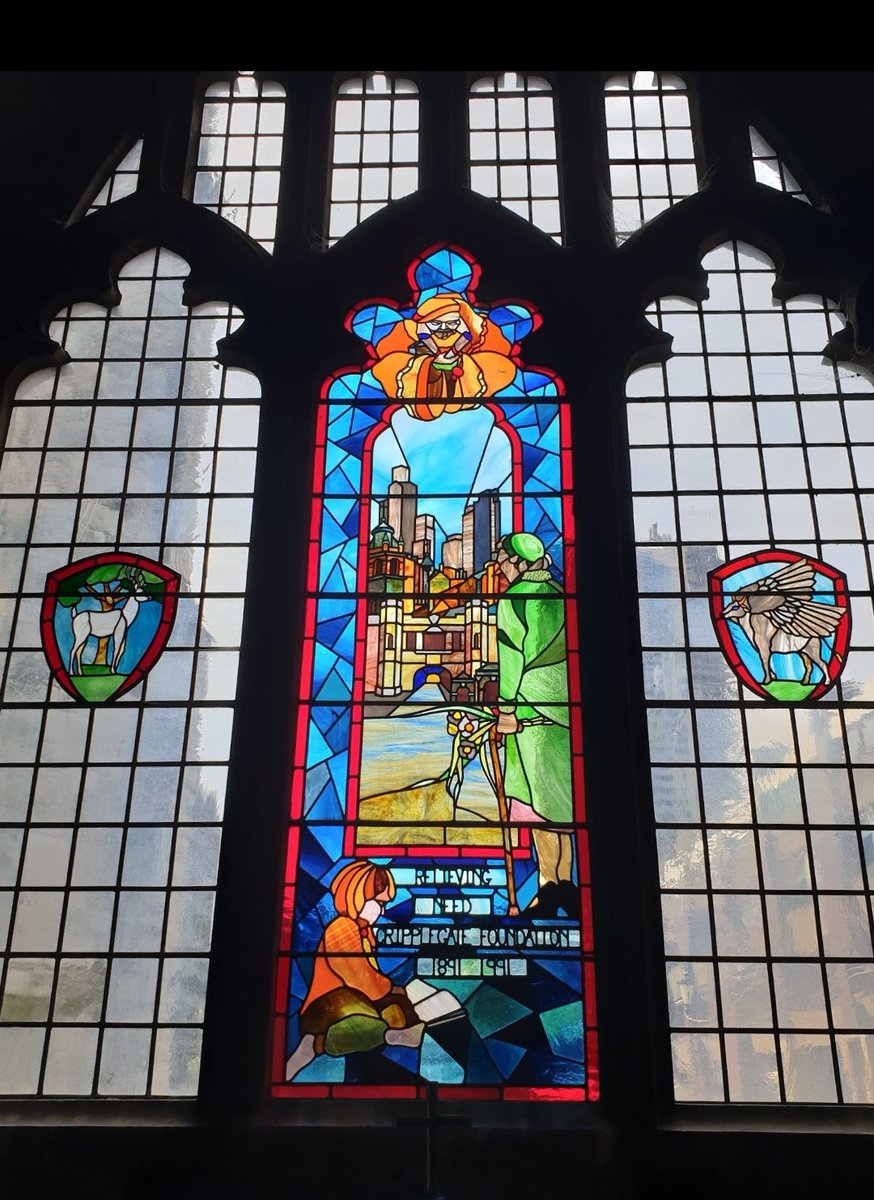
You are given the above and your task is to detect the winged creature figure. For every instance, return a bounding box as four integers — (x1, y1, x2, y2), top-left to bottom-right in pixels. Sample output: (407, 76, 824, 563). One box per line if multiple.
(721, 558, 846, 685)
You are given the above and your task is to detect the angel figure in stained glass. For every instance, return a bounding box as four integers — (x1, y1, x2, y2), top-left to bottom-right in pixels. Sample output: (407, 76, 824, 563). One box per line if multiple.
(369, 292, 517, 419)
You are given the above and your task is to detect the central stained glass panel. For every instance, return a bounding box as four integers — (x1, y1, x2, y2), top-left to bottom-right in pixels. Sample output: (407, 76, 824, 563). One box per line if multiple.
(273, 246, 596, 1099)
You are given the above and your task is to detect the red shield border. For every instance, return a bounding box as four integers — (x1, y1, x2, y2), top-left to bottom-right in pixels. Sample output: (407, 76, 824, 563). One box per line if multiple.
(708, 548, 850, 701)
(41, 552, 180, 703)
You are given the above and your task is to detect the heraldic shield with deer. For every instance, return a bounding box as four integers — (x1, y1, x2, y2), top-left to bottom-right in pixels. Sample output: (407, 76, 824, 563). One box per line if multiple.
(709, 549, 851, 702)
(41, 553, 180, 702)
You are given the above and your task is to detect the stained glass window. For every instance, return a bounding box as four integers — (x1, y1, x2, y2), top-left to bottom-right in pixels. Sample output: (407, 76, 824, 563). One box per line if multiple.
(273, 245, 595, 1099)
(469, 74, 562, 243)
(193, 74, 286, 254)
(0, 248, 259, 1096)
(626, 240, 874, 1103)
(605, 71, 698, 243)
(328, 75, 419, 245)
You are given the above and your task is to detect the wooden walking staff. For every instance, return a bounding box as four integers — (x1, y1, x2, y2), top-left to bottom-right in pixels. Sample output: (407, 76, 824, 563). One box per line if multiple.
(488, 724, 519, 916)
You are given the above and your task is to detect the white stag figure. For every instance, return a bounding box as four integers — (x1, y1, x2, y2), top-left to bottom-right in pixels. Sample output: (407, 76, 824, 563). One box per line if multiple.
(69, 567, 146, 676)
(721, 558, 846, 686)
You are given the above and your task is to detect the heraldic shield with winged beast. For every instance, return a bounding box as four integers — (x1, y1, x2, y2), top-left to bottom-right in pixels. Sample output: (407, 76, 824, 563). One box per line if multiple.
(709, 550, 851, 702)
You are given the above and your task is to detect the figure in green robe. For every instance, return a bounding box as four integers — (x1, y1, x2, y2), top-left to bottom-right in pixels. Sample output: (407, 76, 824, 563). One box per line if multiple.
(495, 532, 579, 919)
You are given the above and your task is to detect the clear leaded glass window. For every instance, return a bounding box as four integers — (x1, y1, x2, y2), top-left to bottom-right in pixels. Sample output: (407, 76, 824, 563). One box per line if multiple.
(87, 140, 143, 215)
(0, 248, 259, 1096)
(468, 74, 562, 244)
(193, 74, 286, 254)
(750, 127, 810, 203)
(328, 75, 419, 245)
(605, 71, 698, 243)
(626, 240, 874, 1103)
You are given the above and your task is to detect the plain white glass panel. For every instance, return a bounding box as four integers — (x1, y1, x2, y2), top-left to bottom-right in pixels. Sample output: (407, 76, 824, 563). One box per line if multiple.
(660, 894, 712, 955)
(105, 957, 159, 1022)
(696, 709, 745, 763)
(113, 892, 165, 952)
(665, 961, 718, 1026)
(745, 707, 795, 764)
(826, 964, 874, 1028)
(71, 828, 123, 887)
(0, 1027, 46, 1093)
(638, 598, 685, 648)
(804, 768, 854, 823)
(666, 128, 694, 158)
(633, 497, 676, 543)
(697, 639, 754, 707)
(753, 767, 802, 822)
(126, 766, 179, 824)
(661, 314, 703, 355)
(89, 709, 139, 763)
(62, 892, 114, 952)
(671, 1033, 724, 1101)
(121, 827, 173, 888)
(713, 894, 765, 956)
(810, 830, 864, 890)
(30, 497, 77, 541)
(678, 496, 723, 541)
(172, 827, 222, 887)
(209, 498, 253, 542)
(52, 957, 107, 1022)
(774, 965, 829, 1030)
(43, 1027, 100, 1095)
(818, 896, 872, 957)
(639, 164, 668, 194)
(21, 827, 72, 886)
(718, 447, 763, 490)
(836, 1035, 874, 1102)
(647, 707, 695, 762)
(651, 766, 700, 823)
(816, 493, 861, 539)
(657, 829, 706, 888)
(193, 652, 240, 701)
(1, 956, 55, 1019)
(628, 401, 670, 446)
(759, 830, 812, 890)
(98, 1027, 151, 1095)
(768, 494, 815, 539)
(762, 445, 806, 487)
(674, 448, 717, 490)
(643, 652, 691, 700)
(710, 352, 749, 396)
(179, 765, 228, 822)
(723, 493, 770, 540)
(794, 707, 846, 764)
(158, 958, 210, 1023)
(0, 829, 24, 886)
(137, 709, 186, 762)
(4, 652, 50, 704)
(164, 891, 215, 952)
(701, 766, 751, 823)
(0, 773, 32, 824)
(151, 1026, 202, 1096)
(719, 963, 774, 1028)
(630, 448, 673, 490)
(665, 357, 707, 395)
(725, 1034, 781, 1102)
(636, 544, 681, 590)
(706, 829, 759, 889)
(766, 894, 819, 957)
(0, 705, 40, 763)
